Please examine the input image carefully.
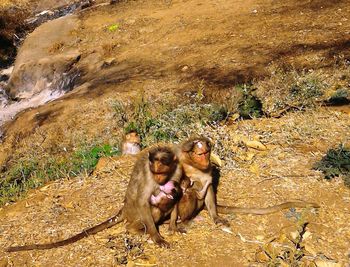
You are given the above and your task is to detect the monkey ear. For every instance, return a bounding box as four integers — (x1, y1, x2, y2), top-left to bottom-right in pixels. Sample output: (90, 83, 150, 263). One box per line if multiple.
(182, 140, 195, 152)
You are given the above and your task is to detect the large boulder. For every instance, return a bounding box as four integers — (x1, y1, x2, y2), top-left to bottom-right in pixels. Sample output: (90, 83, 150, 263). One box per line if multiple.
(6, 14, 81, 100)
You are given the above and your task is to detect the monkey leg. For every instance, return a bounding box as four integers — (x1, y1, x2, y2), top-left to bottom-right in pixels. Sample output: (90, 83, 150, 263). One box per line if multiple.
(204, 185, 229, 226)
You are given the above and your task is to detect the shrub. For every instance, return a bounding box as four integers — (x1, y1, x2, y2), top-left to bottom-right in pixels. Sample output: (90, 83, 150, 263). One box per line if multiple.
(314, 145, 350, 187)
(0, 143, 120, 205)
(256, 67, 327, 117)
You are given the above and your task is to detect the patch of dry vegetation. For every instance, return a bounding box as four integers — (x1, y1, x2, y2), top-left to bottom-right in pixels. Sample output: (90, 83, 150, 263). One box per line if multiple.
(0, 4, 29, 67)
(256, 58, 350, 117)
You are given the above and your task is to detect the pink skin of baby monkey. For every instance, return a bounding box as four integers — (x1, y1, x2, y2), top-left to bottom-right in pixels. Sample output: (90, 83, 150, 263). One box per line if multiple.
(150, 180, 177, 206)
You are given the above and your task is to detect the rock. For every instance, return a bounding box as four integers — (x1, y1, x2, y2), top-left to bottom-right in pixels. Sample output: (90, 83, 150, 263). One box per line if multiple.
(289, 230, 300, 241)
(302, 230, 312, 240)
(244, 140, 267, 151)
(6, 15, 81, 99)
(255, 251, 270, 262)
(314, 260, 342, 267)
(181, 65, 189, 72)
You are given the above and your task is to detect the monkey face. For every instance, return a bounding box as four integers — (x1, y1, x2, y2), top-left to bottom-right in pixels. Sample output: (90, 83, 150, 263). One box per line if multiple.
(149, 148, 177, 185)
(125, 131, 141, 143)
(189, 140, 211, 169)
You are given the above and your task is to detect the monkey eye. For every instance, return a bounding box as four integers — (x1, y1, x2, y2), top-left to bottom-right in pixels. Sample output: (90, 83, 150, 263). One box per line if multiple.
(159, 157, 172, 165)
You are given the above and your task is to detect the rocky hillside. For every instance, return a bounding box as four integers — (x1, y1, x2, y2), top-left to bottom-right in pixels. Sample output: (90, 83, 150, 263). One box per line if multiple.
(0, 0, 350, 266)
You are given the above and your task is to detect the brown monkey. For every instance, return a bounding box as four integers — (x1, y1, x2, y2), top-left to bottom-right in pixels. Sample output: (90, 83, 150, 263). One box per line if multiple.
(6, 145, 182, 252)
(122, 130, 141, 155)
(176, 137, 229, 225)
(177, 176, 211, 222)
(176, 137, 319, 223)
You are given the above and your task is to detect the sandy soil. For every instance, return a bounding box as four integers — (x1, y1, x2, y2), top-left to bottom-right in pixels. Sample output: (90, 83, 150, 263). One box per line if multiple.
(0, 0, 350, 266)
(1, 108, 350, 266)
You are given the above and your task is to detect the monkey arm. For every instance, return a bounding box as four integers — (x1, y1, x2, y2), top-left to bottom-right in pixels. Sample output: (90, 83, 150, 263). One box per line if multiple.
(195, 180, 211, 200)
(168, 203, 179, 233)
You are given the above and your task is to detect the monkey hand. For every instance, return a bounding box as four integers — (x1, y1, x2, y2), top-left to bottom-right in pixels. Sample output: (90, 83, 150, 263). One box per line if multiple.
(214, 216, 230, 227)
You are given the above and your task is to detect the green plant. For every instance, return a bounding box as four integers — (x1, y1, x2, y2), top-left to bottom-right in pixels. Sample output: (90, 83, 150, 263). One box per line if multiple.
(0, 143, 120, 205)
(328, 88, 349, 105)
(235, 84, 263, 119)
(314, 145, 350, 187)
(72, 144, 120, 175)
(116, 92, 227, 148)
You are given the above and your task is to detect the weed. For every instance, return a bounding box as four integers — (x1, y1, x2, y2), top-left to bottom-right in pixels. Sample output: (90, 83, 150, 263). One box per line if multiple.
(124, 101, 227, 148)
(327, 88, 350, 105)
(0, 143, 120, 205)
(112, 92, 227, 148)
(314, 144, 350, 187)
(256, 66, 327, 117)
(235, 84, 263, 119)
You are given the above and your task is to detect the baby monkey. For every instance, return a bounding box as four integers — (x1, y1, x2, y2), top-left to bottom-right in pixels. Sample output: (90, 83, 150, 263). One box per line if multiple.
(150, 180, 182, 213)
(151, 176, 211, 231)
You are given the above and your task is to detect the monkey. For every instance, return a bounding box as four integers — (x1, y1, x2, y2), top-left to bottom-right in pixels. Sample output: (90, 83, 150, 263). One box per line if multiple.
(150, 180, 182, 212)
(175, 137, 229, 226)
(175, 137, 320, 224)
(122, 130, 141, 155)
(6, 145, 182, 252)
(176, 176, 212, 223)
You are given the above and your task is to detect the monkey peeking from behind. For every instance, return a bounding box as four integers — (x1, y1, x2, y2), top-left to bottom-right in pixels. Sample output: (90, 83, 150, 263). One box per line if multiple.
(6, 145, 182, 252)
(122, 130, 141, 155)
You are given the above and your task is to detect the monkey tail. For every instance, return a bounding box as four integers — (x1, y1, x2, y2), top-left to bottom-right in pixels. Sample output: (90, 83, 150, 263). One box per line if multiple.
(5, 209, 124, 252)
(216, 201, 320, 215)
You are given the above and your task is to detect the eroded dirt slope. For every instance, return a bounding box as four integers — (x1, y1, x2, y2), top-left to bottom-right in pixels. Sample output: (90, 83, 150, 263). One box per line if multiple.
(1, 0, 350, 266)
(1, 0, 350, 165)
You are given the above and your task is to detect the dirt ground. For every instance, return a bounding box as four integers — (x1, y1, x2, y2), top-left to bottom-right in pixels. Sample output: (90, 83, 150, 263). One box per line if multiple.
(0, 0, 350, 266)
(1, 108, 350, 266)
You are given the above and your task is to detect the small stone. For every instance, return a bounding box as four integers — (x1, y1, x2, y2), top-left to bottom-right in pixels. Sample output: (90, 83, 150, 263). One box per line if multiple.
(255, 251, 269, 262)
(290, 230, 300, 241)
(256, 235, 264, 241)
(302, 230, 312, 240)
(181, 66, 189, 72)
(314, 260, 342, 267)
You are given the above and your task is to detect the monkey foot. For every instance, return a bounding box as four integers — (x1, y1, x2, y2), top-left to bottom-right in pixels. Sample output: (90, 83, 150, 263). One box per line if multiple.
(151, 235, 170, 248)
(214, 216, 230, 227)
(168, 226, 187, 235)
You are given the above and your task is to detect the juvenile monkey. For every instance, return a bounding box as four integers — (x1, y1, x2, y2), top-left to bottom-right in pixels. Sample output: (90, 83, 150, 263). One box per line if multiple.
(176, 137, 229, 225)
(176, 137, 319, 223)
(122, 131, 141, 155)
(6, 145, 182, 252)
